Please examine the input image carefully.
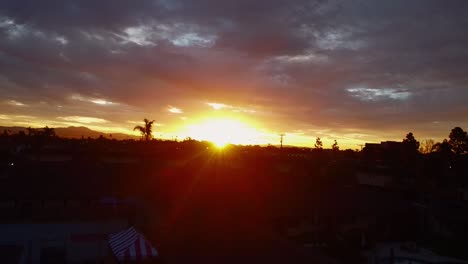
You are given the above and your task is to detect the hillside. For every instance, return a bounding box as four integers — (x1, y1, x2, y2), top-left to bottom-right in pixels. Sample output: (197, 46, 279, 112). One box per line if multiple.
(0, 126, 138, 140)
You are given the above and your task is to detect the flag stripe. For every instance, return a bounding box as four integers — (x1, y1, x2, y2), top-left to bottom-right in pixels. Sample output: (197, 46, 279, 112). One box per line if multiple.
(145, 239, 152, 257)
(140, 235, 147, 257)
(109, 227, 138, 255)
(109, 227, 135, 249)
(124, 247, 130, 261)
(129, 240, 136, 259)
(108, 226, 158, 261)
(112, 232, 138, 255)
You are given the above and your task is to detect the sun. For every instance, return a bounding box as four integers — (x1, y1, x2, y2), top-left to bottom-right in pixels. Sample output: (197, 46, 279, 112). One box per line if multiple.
(184, 118, 260, 147)
(212, 137, 229, 148)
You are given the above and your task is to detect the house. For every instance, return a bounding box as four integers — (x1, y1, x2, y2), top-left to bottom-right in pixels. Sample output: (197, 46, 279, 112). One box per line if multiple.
(363, 141, 406, 165)
(0, 161, 144, 263)
(0, 221, 126, 263)
(365, 242, 468, 264)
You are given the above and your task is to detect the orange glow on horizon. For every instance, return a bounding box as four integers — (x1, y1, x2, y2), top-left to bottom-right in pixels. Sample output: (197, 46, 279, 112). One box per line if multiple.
(0, 113, 371, 149)
(182, 118, 262, 146)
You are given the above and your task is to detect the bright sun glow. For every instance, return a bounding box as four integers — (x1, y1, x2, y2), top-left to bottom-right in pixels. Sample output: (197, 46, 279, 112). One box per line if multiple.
(184, 118, 260, 148)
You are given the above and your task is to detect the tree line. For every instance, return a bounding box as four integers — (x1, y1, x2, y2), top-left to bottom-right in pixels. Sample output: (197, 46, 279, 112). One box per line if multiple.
(2, 117, 467, 157)
(404, 127, 468, 156)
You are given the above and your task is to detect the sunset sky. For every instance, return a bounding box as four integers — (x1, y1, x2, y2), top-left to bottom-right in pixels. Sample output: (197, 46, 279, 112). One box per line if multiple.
(1, 0, 468, 148)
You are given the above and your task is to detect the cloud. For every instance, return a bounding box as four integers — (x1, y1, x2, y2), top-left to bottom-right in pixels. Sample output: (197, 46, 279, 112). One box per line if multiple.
(57, 116, 108, 124)
(346, 87, 411, 101)
(70, 94, 117, 106)
(207, 102, 229, 110)
(5, 100, 26, 106)
(121, 25, 157, 46)
(172, 32, 216, 47)
(206, 102, 255, 113)
(273, 52, 329, 64)
(168, 106, 183, 114)
(1, 0, 468, 144)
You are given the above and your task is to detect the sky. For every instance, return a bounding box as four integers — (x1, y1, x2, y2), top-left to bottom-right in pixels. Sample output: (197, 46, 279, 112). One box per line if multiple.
(1, 0, 468, 148)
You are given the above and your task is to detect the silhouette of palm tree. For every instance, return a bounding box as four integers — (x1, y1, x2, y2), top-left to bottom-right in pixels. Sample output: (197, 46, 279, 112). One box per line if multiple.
(134, 118, 155, 141)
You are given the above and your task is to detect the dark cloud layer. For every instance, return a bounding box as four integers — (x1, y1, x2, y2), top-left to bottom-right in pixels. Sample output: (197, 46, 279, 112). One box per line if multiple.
(1, 0, 468, 145)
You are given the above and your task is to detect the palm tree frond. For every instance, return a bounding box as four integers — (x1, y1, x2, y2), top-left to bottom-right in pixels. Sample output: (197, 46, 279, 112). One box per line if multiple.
(133, 125, 145, 132)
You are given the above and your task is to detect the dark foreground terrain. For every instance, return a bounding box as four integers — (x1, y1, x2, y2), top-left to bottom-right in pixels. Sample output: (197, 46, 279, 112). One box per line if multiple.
(1, 135, 468, 263)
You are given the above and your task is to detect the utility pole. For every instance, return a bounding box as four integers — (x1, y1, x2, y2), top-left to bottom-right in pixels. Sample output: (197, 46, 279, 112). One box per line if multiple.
(280, 133, 285, 149)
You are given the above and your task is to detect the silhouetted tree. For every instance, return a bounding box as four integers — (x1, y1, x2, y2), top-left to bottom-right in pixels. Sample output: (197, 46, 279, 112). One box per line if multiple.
(332, 140, 339, 151)
(433, 139, 452, 155)
(314, 137, 323, 150)
(403, 132, 420, 152)
(27, 127, 36, 136)
(419, 139, 435, 154)
(17, 130, 26, 138)
(41, 126, 56, 138)
(134, 118, 155, 141)
(448, 127, 468, 155)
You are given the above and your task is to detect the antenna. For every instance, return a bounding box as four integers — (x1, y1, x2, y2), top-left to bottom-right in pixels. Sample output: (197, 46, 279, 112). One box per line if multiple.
(280, 133, 285, 149)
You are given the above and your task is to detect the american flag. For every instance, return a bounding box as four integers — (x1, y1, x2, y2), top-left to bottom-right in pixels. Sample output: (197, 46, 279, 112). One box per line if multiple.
(108, 227, 158, 262)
